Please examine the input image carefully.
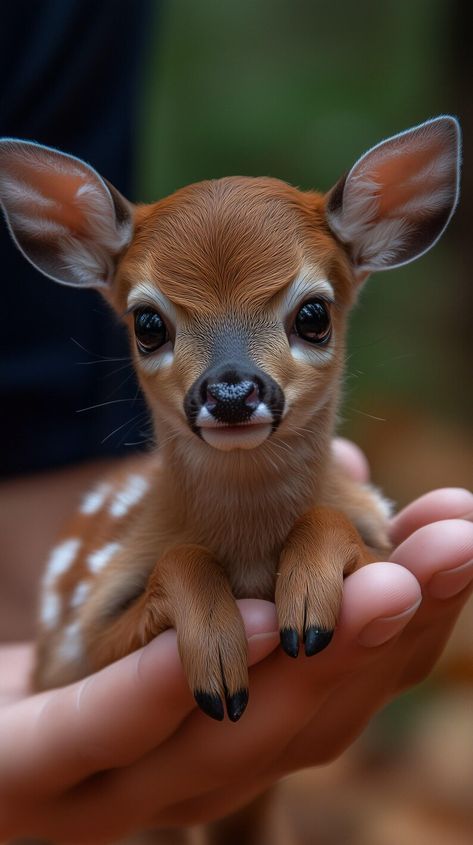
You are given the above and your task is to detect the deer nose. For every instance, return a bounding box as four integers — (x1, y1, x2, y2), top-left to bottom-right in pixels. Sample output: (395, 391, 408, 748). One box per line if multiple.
(204, 378, 261, 424)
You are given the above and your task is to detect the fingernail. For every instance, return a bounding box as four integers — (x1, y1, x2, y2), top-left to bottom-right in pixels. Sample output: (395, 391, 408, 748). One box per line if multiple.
(248, 631, 279, 644)
(357, 600, 421, 647)
(427, 558, 473, 600)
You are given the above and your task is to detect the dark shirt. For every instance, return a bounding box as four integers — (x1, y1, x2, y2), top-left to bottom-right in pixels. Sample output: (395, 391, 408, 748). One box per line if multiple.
(0, 0, 155, 476)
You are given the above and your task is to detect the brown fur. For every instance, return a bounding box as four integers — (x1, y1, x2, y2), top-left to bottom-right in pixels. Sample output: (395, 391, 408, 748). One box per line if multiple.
(31, 176, 392, 702)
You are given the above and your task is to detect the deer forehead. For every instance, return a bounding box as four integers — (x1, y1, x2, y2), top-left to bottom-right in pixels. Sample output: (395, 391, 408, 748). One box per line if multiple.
(120, 176, 347, 315)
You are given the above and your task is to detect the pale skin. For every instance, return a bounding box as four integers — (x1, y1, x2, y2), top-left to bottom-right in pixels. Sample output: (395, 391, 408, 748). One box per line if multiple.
(1, 441, 473, 842)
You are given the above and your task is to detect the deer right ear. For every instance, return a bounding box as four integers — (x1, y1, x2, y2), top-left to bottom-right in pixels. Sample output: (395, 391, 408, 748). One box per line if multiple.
(0, 139, 133, 289)
(325, 116, 461, 278)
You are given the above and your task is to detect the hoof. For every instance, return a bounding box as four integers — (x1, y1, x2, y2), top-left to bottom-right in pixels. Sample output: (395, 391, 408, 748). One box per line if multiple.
(304, 627, 334, 657)
(194, 690, 225, 721)
(280, 628, 299, 658)
(226, 688, 249, 722)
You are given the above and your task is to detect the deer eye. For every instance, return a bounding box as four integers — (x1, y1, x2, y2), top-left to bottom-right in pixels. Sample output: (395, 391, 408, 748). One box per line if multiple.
(294, 299, 332, 345)
(134, 308, 168, 354)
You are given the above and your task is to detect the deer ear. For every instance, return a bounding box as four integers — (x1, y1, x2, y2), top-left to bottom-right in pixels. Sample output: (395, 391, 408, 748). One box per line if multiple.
(325, 116, 461, 278)
(0, 139, 133, 289)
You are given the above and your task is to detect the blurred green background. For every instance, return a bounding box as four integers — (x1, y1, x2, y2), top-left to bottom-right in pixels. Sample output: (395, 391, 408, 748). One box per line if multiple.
(136, 0, 472, 505)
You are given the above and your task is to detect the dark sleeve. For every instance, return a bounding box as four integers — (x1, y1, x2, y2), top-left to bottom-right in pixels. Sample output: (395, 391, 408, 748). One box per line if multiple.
(0, 0, 157, 477)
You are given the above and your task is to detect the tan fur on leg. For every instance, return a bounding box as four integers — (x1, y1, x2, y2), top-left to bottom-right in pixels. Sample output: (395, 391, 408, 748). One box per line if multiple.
(84, 545, 249, 721)
(276, 507, 375, 657)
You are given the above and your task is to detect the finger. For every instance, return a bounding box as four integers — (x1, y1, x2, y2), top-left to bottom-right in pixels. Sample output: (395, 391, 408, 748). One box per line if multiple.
(388, 519, 473, 689)
(155, 566, 424, 827)
(285, 527, 473, 771)
(156, 775, 276, 829)
(0, 644, 34, 705)
(58, 562, 422, 834)
(334, 562, 422, 649)
(390, 519, 473, 594)
(0, 600, 278, 802)
(331, 437, 370, 482)
(155, 524, 473, 812)
(390, 488, 473, 547)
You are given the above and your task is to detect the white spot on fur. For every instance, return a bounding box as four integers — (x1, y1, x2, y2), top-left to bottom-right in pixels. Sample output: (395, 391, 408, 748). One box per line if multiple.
(109, 475, 149, 518)
(45, 538, 81, 583)
(40, 591, 61, 629)
(80, 481, 112, 515)
(57, 621, 83, 663)
(87, 541, 122, 574)
(40, 538, 81, 630)
(70, 580, 91, 610)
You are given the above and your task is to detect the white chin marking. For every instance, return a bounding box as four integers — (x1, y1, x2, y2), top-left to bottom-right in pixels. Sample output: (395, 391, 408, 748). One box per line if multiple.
(201, 423, 272, 451)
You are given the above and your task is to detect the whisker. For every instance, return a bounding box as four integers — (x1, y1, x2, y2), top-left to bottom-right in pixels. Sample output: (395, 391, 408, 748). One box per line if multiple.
(116, 413, 152, 448)
(261, 447, 280, 473)
(76, 357, 131, 366)
(347, 406, 387, 422)
(101, 368, 139, 401)
(70, 336, 131, 363)
(101, 410, 149, 444)
(374, 352, 415, 369)
(156, 430, 182, 449)
(76, 397, 145, 413)
(287, 425, 313, 437)
(102, 362, 134, 380)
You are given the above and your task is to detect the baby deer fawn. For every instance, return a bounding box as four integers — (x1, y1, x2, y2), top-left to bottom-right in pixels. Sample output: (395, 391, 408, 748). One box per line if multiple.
(0, 116, 460, 723)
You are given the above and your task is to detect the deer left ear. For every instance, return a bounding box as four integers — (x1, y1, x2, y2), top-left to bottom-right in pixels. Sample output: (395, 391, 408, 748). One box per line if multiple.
(325, 116, 461, 278)
(0, 139, 133, 289)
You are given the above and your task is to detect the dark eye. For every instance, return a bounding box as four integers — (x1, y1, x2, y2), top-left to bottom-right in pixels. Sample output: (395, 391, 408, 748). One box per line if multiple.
(294, 299, 332, 345)
(134, 308, 168, 354)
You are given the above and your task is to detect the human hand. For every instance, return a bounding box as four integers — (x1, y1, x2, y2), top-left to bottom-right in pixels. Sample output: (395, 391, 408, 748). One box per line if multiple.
(1, 440, 472, 842)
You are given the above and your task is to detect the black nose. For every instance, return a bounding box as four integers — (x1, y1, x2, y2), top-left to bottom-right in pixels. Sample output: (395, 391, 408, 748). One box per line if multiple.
(184, 361, 285, 434)
(205, 377, 261, 424)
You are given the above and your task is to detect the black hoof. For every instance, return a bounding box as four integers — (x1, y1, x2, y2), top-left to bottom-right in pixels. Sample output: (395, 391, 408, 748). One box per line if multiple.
(304, 627, 334, 657)
(226, 689, 249, 722)
(280, 628, 299, 658)
(194, 690, 225, 721)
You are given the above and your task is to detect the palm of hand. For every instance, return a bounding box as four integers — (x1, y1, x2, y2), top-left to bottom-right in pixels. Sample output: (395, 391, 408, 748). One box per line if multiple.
(0, 445, 472, 842)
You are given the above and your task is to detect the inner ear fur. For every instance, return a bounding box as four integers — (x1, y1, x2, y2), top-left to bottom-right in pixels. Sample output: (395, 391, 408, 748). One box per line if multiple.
(0, 139, 134, 289)
(325, 116, 461, 276)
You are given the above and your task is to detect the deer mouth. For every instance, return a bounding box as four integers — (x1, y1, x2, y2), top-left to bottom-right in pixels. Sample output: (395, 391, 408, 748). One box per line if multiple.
(199, 420, 273, 451)
(197, 405, 273, 451)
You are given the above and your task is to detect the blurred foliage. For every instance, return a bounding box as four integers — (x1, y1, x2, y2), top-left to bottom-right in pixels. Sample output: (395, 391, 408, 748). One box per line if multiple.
(136, 0, 471, 450)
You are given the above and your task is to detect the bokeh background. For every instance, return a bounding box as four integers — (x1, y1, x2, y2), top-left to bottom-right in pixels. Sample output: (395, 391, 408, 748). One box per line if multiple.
(1, 0, 472, 842)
